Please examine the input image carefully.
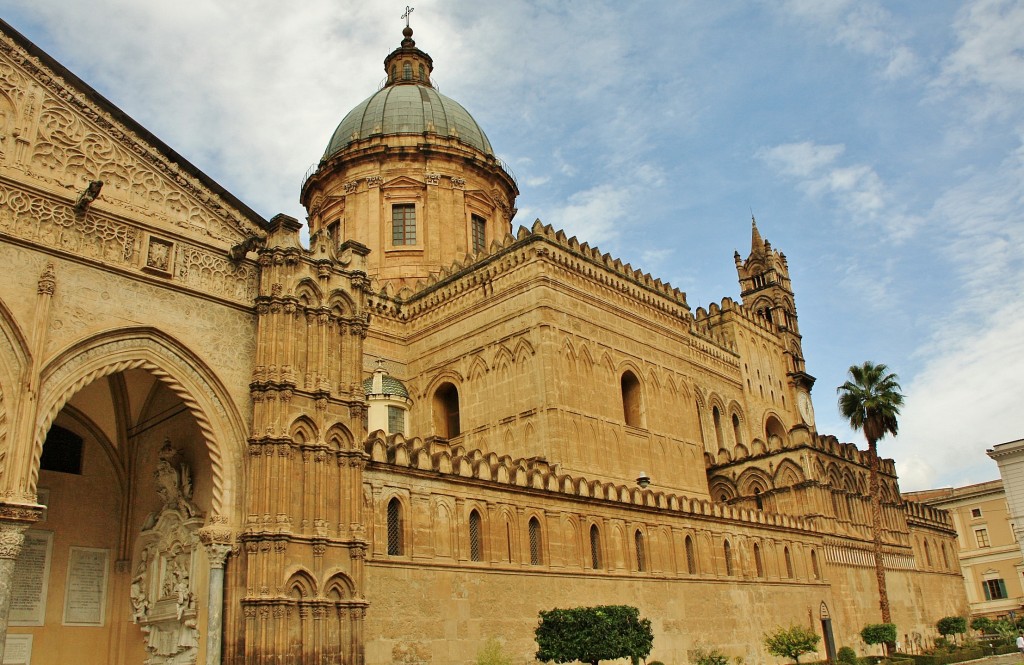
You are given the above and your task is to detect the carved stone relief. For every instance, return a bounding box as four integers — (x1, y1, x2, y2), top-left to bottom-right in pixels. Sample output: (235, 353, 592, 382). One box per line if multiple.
(133, 441, 204, 665)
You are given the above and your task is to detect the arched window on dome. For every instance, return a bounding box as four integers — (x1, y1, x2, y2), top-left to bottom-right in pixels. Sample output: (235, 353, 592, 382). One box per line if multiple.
(433, 382, 460, 438)
(418, 63, 425, 81)
(403, 62, 412, 80)
(621, 370, 644, 428)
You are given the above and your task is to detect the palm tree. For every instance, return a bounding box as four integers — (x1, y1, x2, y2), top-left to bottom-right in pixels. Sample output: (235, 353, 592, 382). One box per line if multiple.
(837, 361, 904, 641)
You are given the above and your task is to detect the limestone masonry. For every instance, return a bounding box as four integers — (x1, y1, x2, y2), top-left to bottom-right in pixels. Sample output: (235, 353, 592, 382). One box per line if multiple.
(0, 20, 966, 665)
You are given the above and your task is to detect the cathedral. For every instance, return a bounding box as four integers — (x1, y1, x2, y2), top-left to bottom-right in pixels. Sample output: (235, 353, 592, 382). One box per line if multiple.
(0, 18, 967, 665)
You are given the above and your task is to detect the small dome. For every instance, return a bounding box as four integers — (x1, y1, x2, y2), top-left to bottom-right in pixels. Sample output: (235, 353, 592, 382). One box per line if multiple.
(324, 84, 494, 158)
(362, 373, 410, 399)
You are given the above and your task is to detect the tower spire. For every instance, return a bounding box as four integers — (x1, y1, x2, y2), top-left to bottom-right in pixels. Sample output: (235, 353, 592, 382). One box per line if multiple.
(750, 215, 764, 257)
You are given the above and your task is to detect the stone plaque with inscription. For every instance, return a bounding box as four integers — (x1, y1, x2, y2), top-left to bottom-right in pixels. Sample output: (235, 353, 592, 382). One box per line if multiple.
(9, 531, 52, 627)
(62, 547, 109, 626)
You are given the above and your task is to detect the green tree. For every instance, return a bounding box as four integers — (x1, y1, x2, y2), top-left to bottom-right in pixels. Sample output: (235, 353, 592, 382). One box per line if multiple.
(535, 605, 653, 665)
(763, 625, 821, 664)
(970, 616, 993, 633)
(861, 623, 897, 656)
(937, 616, 967, 644)
(838, 361, 904, 650)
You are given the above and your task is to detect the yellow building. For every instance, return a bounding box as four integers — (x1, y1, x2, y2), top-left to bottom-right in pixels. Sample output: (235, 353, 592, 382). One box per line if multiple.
(906, 481, 1024, 619)
(0, 19, 967, 665)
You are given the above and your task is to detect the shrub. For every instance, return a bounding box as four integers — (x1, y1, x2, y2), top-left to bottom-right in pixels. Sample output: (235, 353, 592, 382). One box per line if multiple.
(969, 617, 993, 633)
(535, 605, 653, 665)
(763, 625, 821, 664)
(861, 624, 897, 650)
(692, 647, 729, 665)
(837, 646, 858, 665)
(476, 638, 513, 665)
(936, 617, 967, 643)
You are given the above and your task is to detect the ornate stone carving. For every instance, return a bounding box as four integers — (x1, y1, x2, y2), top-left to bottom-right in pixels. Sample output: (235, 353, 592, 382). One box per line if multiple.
(424, 173, 440, 186)
(343, 181, 360, 194)
(451, 177, 465, 190)
(132, 441, 205, 665)
(145, 236, 174, 274)
(37, 262, 55, 295)
(366, 176, 383, 188)
(0, 522, 27, 559)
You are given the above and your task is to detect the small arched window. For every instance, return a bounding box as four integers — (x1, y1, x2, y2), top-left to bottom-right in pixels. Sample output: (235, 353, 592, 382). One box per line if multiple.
(753, 543, 763, 577)
(713, 406, 724, 449)
(403, 62, 412, 79)
(469, 509, 483, 562)
(434, 382, 461, 438)
(634, 530, 646, 572)
(387, 498, 403, 556)
(811, 549, 820, 579)
(723, 540, 733, 576)
(529, 517, 542, 566)
(418, 63, 425, 80)
(784, 546, 794, 578)
(590, 525, 602, 569)
(732, 413, 742, 446)
(754, 488, 763, 511)
(941, 543, 949, 570)
(924, 540, 933, 567)
(621, 371, 644, 427)
(685, 535, 696, 574)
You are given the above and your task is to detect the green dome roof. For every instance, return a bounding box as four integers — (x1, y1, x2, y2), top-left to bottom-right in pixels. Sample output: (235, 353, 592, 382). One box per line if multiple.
(324, 84, 495, 159)
(362, 374, 410, 399)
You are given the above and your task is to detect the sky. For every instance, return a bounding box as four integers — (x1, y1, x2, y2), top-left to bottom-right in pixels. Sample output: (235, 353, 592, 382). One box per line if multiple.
(3, 0, 1022, 491)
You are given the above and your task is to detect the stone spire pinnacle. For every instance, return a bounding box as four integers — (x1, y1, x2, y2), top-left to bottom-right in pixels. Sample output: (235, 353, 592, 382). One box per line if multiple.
(750, 215, 765, 257)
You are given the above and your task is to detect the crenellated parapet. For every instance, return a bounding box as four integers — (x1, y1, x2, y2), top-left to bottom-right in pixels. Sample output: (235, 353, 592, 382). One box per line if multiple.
(364, 430, 819, 534)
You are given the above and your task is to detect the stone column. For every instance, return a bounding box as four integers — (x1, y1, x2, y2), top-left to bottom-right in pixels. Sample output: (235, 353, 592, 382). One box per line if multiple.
(202, 541, 232, 665)
(0, 520, 29, 663)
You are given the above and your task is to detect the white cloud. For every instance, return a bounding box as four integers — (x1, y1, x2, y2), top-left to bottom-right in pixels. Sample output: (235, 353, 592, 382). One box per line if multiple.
(546, 183, 629, 248)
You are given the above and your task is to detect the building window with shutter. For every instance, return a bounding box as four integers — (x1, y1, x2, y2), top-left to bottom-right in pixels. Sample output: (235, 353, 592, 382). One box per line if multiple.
(392, 203, 416, 246)
(469, 510, 483, 562)
(983, 578, 1007, 600)
(387, 498, 403, 556)
(472, 214, 487, 254)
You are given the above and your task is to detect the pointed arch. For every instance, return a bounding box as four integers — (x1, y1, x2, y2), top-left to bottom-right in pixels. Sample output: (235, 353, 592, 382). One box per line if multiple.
(468, 355, 489, 382)
(324, 423, 354, 451)
(774, 459, 805, 488)
(737, 468, 772, 496)
(289, 416, 318, 445)
(31, 327, 246, 517)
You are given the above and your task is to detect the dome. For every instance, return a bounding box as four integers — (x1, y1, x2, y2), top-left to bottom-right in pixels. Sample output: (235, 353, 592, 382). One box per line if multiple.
(362, 373, 410, 399)
(324, 84, 495, 159)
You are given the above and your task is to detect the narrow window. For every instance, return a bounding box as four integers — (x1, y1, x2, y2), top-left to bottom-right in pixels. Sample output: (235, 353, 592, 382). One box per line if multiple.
(723, 540, 733, 576)
(941, 543, 949, 569)
(529, 517, 542, 566)
(811, 549, 820, 579)
(712, 406, 724, 449)
(634, 530, 646, 572)
(387, 405, 405, 435)
(392, 203, 416, 246)
(433, 382, 460, 438)
(784, 546, 794, 578)
(471, 214, 487, 254)
(469, 510, 483, 562)
(753, 543, 763, 577)
(621, 371, 643, 427)
(387, 498, 403, 556)
(418, 63, 425, 81)
(590, 525, 602, 569)
(685, 535, 696, 574)
(754, 488, 763, 511)
(732, 413, 742, 446)
(402, 62, 412, 80)
(975, 528, 990, 548)
(40, 425, 84, 474)
(924, 540, 932, 567)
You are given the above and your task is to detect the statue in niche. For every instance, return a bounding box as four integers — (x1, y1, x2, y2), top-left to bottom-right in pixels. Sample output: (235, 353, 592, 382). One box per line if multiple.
(132, 439, 204, 665)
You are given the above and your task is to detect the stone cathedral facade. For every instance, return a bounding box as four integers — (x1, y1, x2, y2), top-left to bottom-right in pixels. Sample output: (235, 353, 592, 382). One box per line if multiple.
(0, 20, 966, 665)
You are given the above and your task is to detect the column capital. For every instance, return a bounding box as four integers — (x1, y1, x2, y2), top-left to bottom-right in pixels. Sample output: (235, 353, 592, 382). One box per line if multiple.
(203, 542, 233, 569)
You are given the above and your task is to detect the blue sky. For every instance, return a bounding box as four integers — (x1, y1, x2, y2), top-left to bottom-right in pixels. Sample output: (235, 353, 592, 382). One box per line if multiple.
(5, 1, 1022, 491)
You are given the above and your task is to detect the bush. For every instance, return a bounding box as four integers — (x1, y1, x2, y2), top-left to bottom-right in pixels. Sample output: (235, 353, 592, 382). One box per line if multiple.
(936, 617, 967, 641)
(692, 647, 729, 665)
(861, 624, 897, 649)
(535, 605, 653, 665)
(476, 638, 512, 665)
(969, 617, 993, 633)
(763, 625, 821, 664)
(837, 646, 858, 665)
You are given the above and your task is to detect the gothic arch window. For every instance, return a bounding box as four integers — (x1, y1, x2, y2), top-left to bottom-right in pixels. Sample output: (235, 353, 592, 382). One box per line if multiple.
(754, 488, 763, 511)
(685, 535, 696, 574)
(784, 546, 794, 578)
(695, 400, 706, 448)
(433, 382, 461, 438)
(924, 540, 933, 567)
(529, 517, 542, 566)
(811, 549, 820, 579)
(634, 530, 647, 572)
(590, 524, 602, 569)
(621, 370, 644, 428)
(753, 543, 764, 577)
(732, 413, 743, 446)
(387, 498, 403, 556)
(723, 540, 734, 576)
(469, 509, 483, 562)
(941, 542, 949, 569)
(713, 406, 724, 449)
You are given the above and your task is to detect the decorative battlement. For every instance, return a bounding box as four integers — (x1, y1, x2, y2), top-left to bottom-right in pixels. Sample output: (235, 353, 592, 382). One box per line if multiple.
(364, 431, 819, 534)
(901, 498, 955, 530)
